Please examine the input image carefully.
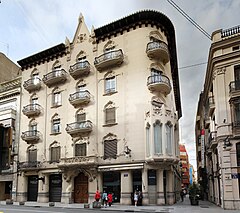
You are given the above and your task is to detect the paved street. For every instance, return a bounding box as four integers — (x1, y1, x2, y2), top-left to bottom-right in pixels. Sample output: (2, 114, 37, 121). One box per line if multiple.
(0, 196, 239, 213)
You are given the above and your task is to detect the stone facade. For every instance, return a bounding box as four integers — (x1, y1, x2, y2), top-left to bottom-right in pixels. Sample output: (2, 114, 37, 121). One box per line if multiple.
(17, 10, 182, 205)
(196, 26, 240, 210)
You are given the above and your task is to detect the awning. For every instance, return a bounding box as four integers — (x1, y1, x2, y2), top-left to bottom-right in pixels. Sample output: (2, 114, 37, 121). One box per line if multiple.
(98, 163, 144, 172)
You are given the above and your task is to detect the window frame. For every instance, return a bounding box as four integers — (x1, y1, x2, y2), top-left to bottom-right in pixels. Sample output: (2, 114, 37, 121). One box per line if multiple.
(153, 121, 162, 154)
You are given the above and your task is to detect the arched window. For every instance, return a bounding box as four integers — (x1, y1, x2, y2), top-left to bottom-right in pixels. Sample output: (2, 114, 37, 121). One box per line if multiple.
(166, 122, 173, 155)
(104, 72, 116, 94)
(51, 114, 61, 134)
(103, 133, 117, 160)
(52, 87, 62, 107)
(146, 123, 151, 157)
(153, 120, 162, 154)
(29, 119, 37, 132)
(50, 141, 61, 163)
(104, 101, 116, 125)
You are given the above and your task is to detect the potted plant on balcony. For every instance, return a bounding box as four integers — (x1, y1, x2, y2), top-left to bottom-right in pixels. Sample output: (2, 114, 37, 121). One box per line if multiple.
(189, 182, 200, 206)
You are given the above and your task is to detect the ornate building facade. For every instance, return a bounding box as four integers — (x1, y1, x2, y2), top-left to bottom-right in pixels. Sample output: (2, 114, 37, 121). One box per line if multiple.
(196, 26, 240, 209)
(17, 10, 182, 205)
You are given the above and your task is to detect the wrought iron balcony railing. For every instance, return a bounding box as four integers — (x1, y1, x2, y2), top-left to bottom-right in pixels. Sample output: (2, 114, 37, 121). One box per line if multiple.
(66, 120, 93, 135)
(21, 130, 40, 143)
(22, 104, 41, 117)
(69, 61, 90, 79)
(221, 25, 240, 38)
(146, 41, 169, 63)
(69, 90, 91, 106)
(147, 74, 171, 94)
(23, 77, 41, 92)
(94, 49, 124, 71)
(42, 69, 67, 87)
(58, 156, 98, 168)
(18, 161, 41, 170)
(229, 80, 240, 93)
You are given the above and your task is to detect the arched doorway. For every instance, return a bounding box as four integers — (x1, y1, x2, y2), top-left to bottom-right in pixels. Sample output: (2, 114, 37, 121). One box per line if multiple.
(74, 172, 88, 203)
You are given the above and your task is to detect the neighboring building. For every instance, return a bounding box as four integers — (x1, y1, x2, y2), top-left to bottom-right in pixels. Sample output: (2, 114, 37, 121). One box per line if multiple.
(0, 77, 21, 201)
(195, 25, 240, 210)
(17, 10, 182, 205)
(179, 144, 190, 189)
(189, 164, 196, 185)
(0, 53, 20, 81)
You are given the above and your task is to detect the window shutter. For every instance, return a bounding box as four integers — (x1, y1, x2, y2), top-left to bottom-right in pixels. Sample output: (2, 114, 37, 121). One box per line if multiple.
(29, 149, 37, 162)
(51, 146, 60, 162)
(104, 140, 117, 159)
(77, 113, 86, 122)
(75, 143, 86, 156)
(106, 108, 115, 124)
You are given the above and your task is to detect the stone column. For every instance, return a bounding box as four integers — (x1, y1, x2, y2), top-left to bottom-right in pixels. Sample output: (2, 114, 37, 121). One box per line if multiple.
(157, 169, 164, 205)
(167, 170, 174, 205)
(16, 174, 27, 202)
(37, 174, 49, 203)
(142, 168, 149, 205)
(120, 170, 132, 204)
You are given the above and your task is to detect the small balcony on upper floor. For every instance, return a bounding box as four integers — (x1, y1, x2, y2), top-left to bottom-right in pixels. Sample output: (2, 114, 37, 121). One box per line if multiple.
(21, 130, 40, 144)
(69, 61, 90, 79)
(147, 74, 171, 95)
(209, 131, 217, 150)
(69, 90, 91, 107)
(94, 49, 124, 71)
(42, 69, 67, 87)
(18, 161, 41, 171)
(23, 77, 41, 92)
(229, 80, 240, 99)
(66, 120, 93, 136)
(22, 104, 41, 117)
(208, 96, 215, 116)
(146, 155, 179, 165)
(146, 41, 169, 63)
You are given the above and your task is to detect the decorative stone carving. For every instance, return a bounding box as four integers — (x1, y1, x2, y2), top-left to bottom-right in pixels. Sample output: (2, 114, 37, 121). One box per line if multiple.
(151, 96, 164, 115)
(145, 111, 150, 118)
(213, 67, 226, 80)
(77, 33, 87, 43)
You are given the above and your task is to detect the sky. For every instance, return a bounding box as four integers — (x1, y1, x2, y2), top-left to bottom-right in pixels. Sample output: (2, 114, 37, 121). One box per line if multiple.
(1, 0, 240, 170)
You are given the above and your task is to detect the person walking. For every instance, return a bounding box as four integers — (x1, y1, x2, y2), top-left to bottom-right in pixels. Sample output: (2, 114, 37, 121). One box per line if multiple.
(102, 190, 108, 207)
(107, 192, 113, 206)
(134, 191, 138, 207)
(95, 190, 101, 202)
(180, 189, 184, 202)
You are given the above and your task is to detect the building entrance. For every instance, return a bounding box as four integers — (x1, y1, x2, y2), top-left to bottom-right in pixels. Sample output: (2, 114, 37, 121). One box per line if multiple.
(103, 172, 120, 202)
(49, 174, 62, 202)
(27, 176, 38, 201)
(74, 172, 88, 203)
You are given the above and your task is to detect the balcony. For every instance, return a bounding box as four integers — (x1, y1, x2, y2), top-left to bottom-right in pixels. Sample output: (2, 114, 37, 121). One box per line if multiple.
(18, 161, 41, 171)
(42, 69, 67, 87)
(21, 130, 40, 144)
(147, 74, 171, 94)
(94, 49, 124, 71)
(66, 120, 93, 136)
(229, 80, 240, 99)
(23, 77, 41, 92)
(69, 91, 91, 107)
(22, 104, 41, 117)
(146, 155, 178, 165)
(209, 131, 217, 150)
(69, 61, 90, 79)
(208, 96, 215, 116)
(146, 41, 169, 63)
(58, 156, 98, 168)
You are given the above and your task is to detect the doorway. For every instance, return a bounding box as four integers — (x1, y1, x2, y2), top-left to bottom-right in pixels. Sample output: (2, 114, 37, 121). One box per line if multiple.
(74, 172, 88, 203)
(103, 172, 120, 202)
(27, 176, 38, 201)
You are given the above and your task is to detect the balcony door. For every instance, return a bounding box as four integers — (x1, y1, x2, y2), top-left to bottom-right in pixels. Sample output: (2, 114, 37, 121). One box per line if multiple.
(234, 65, 240, 90)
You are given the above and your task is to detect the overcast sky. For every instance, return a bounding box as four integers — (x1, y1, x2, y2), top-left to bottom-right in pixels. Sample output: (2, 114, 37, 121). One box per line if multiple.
(1, 0, 240, 170)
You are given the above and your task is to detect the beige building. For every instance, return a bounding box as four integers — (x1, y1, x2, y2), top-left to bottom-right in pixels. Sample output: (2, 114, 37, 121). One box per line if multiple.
(17, 10, 182, 205)
(196, 26, 240, 209)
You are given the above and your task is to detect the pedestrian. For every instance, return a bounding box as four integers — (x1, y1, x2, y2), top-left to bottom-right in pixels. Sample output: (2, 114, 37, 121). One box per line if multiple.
(138, 191, 143, 206)
(180, 189, 184, 202)
(107, 192, 113, 206)
(102, 190, 108, 207)
(95, 190, 101, 202)
(134, 191, 138, 207)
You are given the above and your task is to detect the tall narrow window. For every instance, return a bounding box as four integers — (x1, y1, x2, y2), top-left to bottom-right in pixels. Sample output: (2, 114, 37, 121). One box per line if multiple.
(52, 114, 61, 134)
(166, 123, 173, 155)
(52, 88, 62, 107)
(105, 76, 116, 94)
(104, 102, 116, 125)
(146, 124, 150, 157)
(77, 113, 86, 122)
(234, 101, 240, 124)
(75, 143, 86, 156)
(28, 148, 37, 162)
(104, 139, 117, 159)
(50, 143, 61, 163)
(154, 121, 162, 154)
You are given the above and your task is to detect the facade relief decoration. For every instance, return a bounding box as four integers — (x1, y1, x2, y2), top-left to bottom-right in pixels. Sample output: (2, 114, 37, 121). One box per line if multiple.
(104, 40, 116, 52)
(212, 67, 226, 80)
(150, 62, 164, 72)
(76, 50, 86, 61)
(149, 30, 164, 41)
(72, 136, 89, 144)
(151, 96, 164, 115)
(89, 26, 97, 52)
(65, 37, 71, 61)
(102, 132, 117, 142)
(77, 33, 87, 43)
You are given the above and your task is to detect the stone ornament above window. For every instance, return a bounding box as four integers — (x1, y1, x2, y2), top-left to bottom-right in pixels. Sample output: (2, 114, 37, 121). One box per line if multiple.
(103, 40, 116, 52)
(72, 136, 90, 144)
(77, 33, 87, 43)
(150, 62, 165, 73)
(102, 133, 117, 142)
(149, 30, 164, 41)
(151, 96, 164, 115)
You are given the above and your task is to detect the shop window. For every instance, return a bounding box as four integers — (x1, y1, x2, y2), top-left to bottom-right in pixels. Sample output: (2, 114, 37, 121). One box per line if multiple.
(237, 143, 240, 166)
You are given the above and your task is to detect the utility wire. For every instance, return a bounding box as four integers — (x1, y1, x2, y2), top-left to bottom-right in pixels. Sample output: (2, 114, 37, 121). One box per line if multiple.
(179, 62, 207, 70)
(167, 0, 211, 40)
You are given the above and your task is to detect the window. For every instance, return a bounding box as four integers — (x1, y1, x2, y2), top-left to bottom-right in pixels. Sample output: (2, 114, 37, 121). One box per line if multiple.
(28, 148, 37, 162)
(29, 120, 37, 136)
(166, 123, 173, 155)
(52, 88, 61, 107)
(105, 76, 116, 94)
(52, 114, 61, 134)
(146, 124, 150, 157)
(154, 121, 162, 154)
(104, 139, 117, 159)
(104, 102, 116, 125)
(77, 113, 86, 122)
(50, 146, 61, 163)
(234, 100, 240, 124)
(237, 143, 240, 166)
(75, 143, 86, 156)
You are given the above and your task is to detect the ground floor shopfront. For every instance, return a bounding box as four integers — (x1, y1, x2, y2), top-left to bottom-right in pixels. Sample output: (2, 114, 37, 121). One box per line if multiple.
(16, 163, 181, 205)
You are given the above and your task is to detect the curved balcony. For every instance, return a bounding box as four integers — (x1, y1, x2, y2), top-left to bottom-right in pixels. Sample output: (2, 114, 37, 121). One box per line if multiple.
(21, 130, 40, 144)
(147, 74, 171, 94)
(42, 69, 67, 87)
(18, 161, 41, 171)
(94, 49, 124, 71)
(23, 77, 41, 92)
(146, 41, 169, 63)
(69, 90, 91, 106)
(22, 104, 41, 117)
(69, 61, 90, 79)
(66, 120, 93, 136)
(146, 155, 179, 165)
(58, 156, 98, 168)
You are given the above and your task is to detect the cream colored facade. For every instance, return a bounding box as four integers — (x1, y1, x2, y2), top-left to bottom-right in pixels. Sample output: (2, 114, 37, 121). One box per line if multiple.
(17, 10, 182, 205)
(196, 26, 240, 210)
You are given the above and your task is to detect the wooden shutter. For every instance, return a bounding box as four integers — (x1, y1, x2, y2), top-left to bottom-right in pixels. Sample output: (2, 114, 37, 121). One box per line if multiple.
(77, 113, 86, 122)
(51, 146, 60, 162)
(75, 143, 86, 156)
(106, 108, 115, 124)
(29, 149, 37, 162)
(104, 140, 117, 159)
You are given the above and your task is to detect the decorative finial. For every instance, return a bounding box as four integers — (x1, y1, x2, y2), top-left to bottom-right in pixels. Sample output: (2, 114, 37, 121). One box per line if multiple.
(79, 12, 84, 22)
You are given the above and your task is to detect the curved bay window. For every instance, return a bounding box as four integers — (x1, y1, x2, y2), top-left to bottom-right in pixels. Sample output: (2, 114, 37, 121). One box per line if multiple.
(166, 122, 173, 155)
(153, 120, 162, 154)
